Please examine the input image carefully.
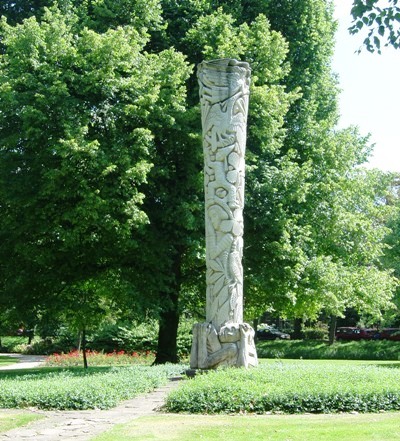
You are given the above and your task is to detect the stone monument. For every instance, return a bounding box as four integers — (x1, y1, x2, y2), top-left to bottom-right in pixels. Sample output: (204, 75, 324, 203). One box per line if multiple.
(190, 59, 258, 370)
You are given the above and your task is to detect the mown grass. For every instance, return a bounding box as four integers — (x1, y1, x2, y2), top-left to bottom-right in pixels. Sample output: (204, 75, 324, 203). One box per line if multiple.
(0, 412, 44, 433)
(92, 413, 400, 441)
(0, 356, 18, 367)
(166, 359, 400, 414)
(256, 339, 400, 360)
(0, 364, 185, 410)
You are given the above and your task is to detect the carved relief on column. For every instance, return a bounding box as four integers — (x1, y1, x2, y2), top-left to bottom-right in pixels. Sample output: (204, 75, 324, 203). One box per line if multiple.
(199, 59, 250, 328)
(190, 59, 257, 370)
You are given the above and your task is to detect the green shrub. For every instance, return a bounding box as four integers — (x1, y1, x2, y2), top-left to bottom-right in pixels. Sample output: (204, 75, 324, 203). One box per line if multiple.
(2, 319, 193, 359)
(166, 361, 400, 414)
(256, 339, 400, 360)
(302, 323, 328, 340)
(88, 322, 159, 353)
(0, 364, 186, 410)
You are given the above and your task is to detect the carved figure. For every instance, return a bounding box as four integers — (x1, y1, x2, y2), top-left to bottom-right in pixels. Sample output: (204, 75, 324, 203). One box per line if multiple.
(199, 59, 250, 328)
(190, 59, 257, 369)
(190, 322, 258, 369)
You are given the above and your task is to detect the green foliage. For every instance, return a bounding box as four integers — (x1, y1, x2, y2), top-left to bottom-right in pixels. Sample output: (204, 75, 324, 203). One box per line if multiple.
(89, 322, 159, 353)
(239, 1, 397, 321)
(1, 0, 397, 364)
(0, 0, 53, 25)
(302, 323, 329, 340)
(0, 3, 191, 335)
(0, 364, 185, 410)
(256, 339, 400, 360)
(0, 319, 193, 358)
(350, 0, 400, 52)
(166, 361, 400, 414)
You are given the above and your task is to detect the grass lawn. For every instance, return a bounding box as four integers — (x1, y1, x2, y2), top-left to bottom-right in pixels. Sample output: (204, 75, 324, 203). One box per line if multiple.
(0, 356, 18, 367)
(92, 413, 400, 441)
(0, 412, 44, 433)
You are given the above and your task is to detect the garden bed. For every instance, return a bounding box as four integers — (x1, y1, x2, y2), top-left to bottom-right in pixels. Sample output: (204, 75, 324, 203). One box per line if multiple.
(166, 360, 400, 414)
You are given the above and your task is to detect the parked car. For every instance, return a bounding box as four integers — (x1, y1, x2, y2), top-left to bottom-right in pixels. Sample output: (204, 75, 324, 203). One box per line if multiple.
(380, 328, 400, 341)
(257, 327, 290, 341)
(335, 327, 373, 341)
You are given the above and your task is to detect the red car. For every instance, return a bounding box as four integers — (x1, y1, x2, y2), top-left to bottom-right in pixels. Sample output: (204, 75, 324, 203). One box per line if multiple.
(335, 327, 373, 341)
(380, 328, 400, 341)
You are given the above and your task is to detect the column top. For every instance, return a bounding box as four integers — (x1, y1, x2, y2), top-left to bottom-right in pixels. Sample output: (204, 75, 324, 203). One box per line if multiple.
(198, 58, 250, 73)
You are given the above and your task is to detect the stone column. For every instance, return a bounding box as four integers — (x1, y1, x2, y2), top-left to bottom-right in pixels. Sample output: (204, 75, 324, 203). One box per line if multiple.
(190, 59, 257, 370)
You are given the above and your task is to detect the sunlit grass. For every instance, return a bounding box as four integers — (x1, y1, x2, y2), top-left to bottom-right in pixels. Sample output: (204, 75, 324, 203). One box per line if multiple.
(92, 413, 400, 441)
(0, 412, 44, 433)
(0, 356, 18, 367)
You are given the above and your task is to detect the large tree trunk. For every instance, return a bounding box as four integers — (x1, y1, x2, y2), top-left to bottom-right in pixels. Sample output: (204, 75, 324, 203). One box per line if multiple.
(154, 292, 180, 364)
(292, 318, 303, 340)
(154, 251, 182, 364)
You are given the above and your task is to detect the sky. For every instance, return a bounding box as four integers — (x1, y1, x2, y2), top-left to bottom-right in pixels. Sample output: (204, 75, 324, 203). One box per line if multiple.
(332, 0, 400, 172)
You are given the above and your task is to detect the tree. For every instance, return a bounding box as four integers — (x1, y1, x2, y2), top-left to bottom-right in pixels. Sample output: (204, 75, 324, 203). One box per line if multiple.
(144, 6, 295, 363)
(381, 174, 400, 324)
(0, 4, 191, 356)
(1, 0, 396, 364)
(0, 0, 53, 25)
(206, 0, 397, 324)
(350, 0, 400, 52)
(146, 0, 397, 358)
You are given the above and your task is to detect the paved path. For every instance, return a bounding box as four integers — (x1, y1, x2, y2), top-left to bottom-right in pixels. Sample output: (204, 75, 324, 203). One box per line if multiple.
(0, 353, 46, 370)
(0, 354, 182, 440)
(0, 380, 181, 440)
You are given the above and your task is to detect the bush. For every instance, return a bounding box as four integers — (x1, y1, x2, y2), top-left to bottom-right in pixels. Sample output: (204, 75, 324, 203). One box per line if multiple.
(88, 322, 159, 353)
(1, 319, 193, 359)
(166, 361, 400, 414)
(302, 322, 328, 340)
(256, 339, 400, 360)
(0, 364, 186, 410)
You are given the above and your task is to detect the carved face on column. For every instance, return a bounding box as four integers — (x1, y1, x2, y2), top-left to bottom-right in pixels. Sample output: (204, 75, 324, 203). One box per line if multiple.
(219, 323, 240, 343)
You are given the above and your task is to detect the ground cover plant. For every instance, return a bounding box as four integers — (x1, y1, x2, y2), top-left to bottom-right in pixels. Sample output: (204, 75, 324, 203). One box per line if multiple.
(166, 360, 400, 414)
(0, 364, 185, 410)
(0, 412, 44, 433)
(256, 339, 400, 360)
(91, 413, 400, 441)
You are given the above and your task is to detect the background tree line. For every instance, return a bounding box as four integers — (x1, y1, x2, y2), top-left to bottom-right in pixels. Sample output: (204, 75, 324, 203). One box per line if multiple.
(0, 0, 399, 362)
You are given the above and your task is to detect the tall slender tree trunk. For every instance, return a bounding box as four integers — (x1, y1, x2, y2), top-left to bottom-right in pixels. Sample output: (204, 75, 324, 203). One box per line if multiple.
(77, 330, 82, 351)
(329, 316, 337, 345)
(253, 318, 259, 343)
(82, 326, 88, 369)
